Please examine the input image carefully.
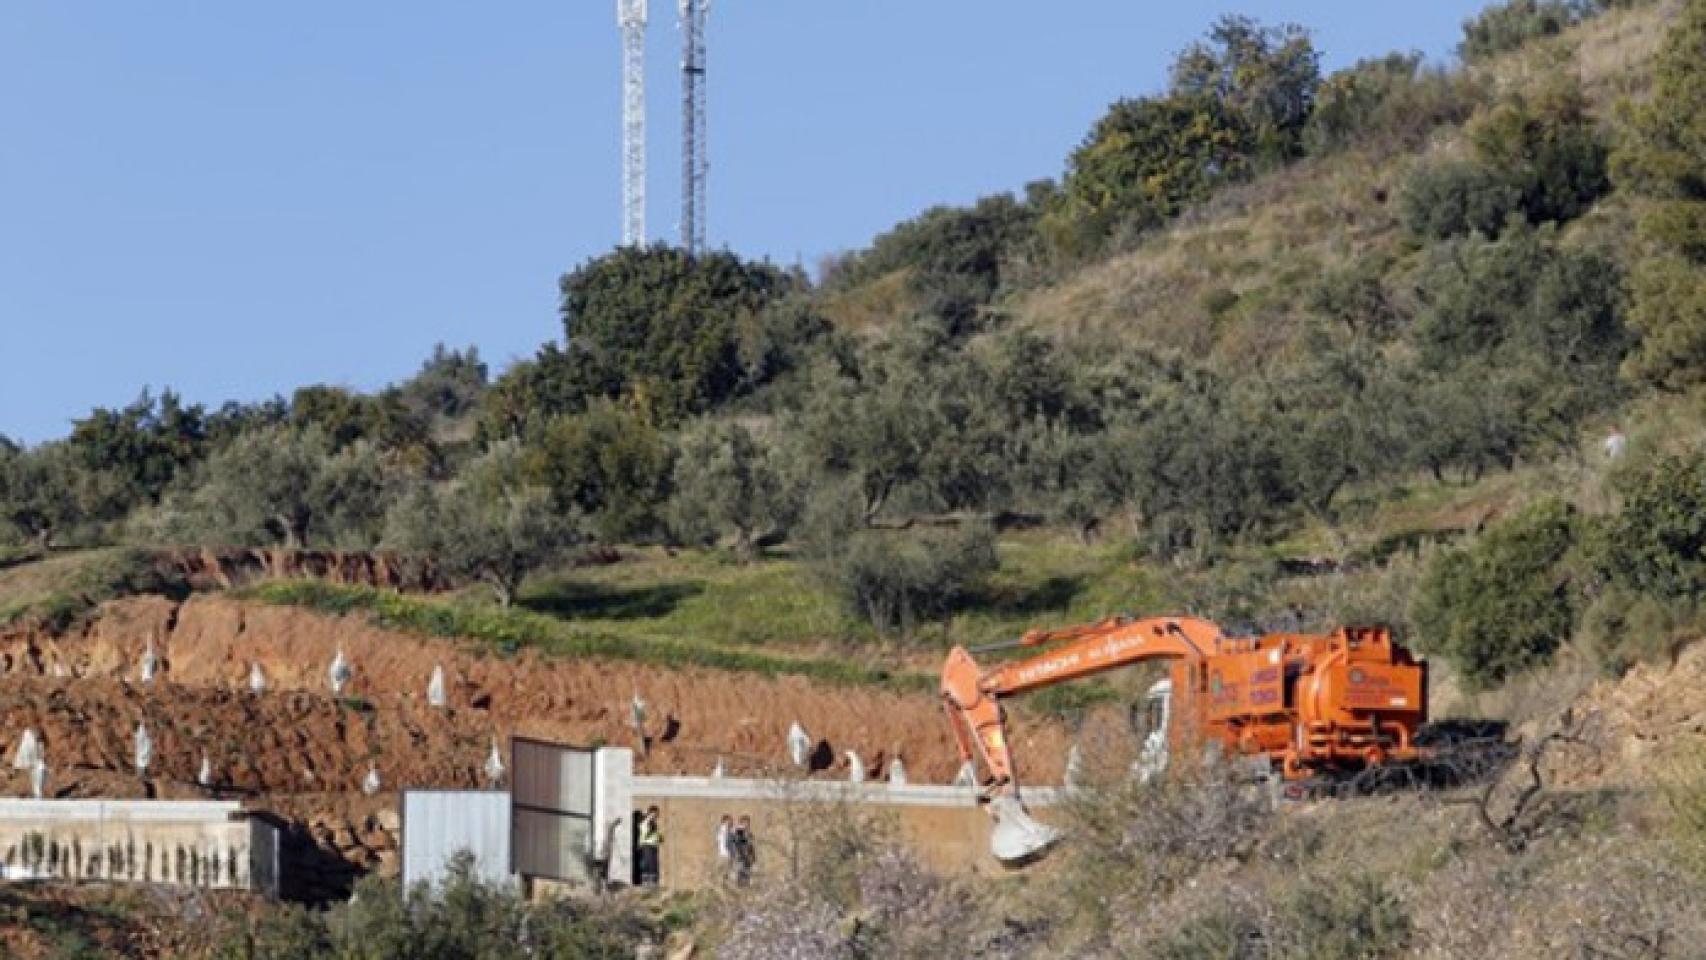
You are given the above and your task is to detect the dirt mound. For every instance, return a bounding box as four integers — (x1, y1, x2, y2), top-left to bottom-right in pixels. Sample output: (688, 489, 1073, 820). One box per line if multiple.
(0, 595, 1073, 785)
(1540, 642, 1706, 790)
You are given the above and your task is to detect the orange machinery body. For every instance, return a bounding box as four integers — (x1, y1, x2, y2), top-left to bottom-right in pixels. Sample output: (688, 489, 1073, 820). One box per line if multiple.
(1163, 626, 1428, 778)
(941, 617, 1428, 795)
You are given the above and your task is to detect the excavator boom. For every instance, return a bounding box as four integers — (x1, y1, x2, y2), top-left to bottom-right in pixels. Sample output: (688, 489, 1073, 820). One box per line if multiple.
(941, 616, 1225, 862)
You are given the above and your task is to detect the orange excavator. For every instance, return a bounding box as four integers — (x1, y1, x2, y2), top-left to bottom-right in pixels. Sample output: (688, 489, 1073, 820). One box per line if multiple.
(941, 615, 1428, 861)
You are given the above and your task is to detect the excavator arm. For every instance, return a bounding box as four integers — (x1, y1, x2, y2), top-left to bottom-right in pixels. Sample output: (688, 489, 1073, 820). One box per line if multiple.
(941, 615, 1224, 861)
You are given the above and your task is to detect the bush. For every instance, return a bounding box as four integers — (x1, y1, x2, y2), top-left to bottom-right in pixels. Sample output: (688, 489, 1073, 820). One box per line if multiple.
(1412, 499, 1581, 687)
(1270, 873, 1412, 960)
(1459, 0, 1595, 62)
(819, 525, 999, 637)
(1467, 78, 1609, 226)
(212, 854, 648, 959)
(1593, 452, 1706, 602)
(1305, 54, 1483, 156)
(1613, 0, 1706, 390)
(1400, 161, 1524, 240)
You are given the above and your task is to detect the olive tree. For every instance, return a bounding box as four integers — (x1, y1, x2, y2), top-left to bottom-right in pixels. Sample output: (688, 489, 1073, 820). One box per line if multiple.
(175, 427, 388, 548)
(0, 443, 84, 548)
(667, 419, 790, 560)
(386, 443, 577, 606)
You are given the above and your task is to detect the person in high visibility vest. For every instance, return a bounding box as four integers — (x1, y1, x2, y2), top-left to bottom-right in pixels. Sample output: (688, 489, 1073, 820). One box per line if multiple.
(636, 805, 662, 885)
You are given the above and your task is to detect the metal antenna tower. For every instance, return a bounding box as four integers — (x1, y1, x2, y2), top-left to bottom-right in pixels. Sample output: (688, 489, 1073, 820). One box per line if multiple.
(679, 0, 708, 255)
(618, 0, 648, 247)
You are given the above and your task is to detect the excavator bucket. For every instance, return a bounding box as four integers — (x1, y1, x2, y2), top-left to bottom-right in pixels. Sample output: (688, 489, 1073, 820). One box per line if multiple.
(988, 796, 1060, 863)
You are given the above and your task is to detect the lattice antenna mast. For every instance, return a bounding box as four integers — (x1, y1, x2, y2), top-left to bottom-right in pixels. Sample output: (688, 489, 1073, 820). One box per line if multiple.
(679, 0, 708, 255)
(618, 0, 649, 247)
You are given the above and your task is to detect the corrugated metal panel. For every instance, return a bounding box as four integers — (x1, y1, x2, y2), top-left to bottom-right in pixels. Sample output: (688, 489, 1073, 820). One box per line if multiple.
(511, 738, 597, 882)
(401, 791, 511, 890)
(512, 739, 594, 816)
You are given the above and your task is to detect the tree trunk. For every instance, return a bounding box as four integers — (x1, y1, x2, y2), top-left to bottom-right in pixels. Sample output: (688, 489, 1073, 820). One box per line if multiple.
(482, 571, 515, 608)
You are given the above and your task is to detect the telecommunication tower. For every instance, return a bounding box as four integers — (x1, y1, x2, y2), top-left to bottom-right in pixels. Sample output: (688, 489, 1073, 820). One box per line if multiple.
(618, 0, 648, 247)
(679, 0, 708, 255)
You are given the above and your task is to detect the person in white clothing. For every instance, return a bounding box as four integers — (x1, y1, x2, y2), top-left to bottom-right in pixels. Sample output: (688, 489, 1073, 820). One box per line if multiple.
(714, 813, 734, 883)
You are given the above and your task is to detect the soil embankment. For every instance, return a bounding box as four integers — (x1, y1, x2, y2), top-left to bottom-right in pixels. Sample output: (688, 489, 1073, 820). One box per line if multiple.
(0, 594, 1073, 788)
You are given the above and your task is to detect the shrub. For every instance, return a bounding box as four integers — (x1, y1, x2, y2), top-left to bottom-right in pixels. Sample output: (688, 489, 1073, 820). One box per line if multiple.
(1400, 162, 1524, 240)
(1411, 499, 1581, 687)
(212, 854, 648, 959)
(1613, 0, 1706, 390)
(819, 524, 999, 637)
(1467, 78, 1609, 226)
(1305, 54, 1483, 156)
(1270, 873, 1412, 960)
(1593, 451, 1706, 602)
(1459, 0, 1595, 62)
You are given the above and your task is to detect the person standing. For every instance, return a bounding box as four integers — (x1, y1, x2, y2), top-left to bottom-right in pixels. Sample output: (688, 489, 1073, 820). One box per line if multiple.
(715, 814, 734, 883)
(636, 805, 663, 886)
(730, 814, 755, 888)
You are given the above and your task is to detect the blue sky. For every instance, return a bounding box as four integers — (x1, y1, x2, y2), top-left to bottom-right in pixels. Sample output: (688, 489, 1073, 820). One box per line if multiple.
(0, 1, 1488, 444)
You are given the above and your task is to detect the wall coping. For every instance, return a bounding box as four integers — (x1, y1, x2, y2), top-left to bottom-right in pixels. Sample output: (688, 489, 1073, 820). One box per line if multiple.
(631, 776, 1063, 807)
(0, 800, 245, 824)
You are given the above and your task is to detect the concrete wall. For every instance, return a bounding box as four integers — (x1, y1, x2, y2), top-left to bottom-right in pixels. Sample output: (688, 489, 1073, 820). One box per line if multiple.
(631, 778, 1062, 889)
(0, 799, 277, 895)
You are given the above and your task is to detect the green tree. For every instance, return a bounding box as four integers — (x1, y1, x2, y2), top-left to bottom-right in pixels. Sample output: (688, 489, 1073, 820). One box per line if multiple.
(396, 343, 488, 422)
(476, 345, 585, 442)
(1613, 0, 1706, 389)
(176, 428, 389, 548)
(290, 385, 432, 457)
(385, 444, 578, 607)
(0, 443, 84, 547)
(1170, 15, 1321, 163)
(1125, 380, 1295, 558)
(1468, 77, 1609, 226)
(789, 353, 936, 525)
(1053, 93, 1249, 252)
(1408, 223, 1627, 457)
(667, 420, 789, 560)
(558, 247, 796, 419)
(66, 389, 207, 520)
(526, 401, 672, 543)
(1412, 499, 1581, 687)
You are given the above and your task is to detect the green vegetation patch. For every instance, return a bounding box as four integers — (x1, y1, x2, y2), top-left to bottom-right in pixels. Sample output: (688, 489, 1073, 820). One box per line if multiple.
(245, 579, 934, 694)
